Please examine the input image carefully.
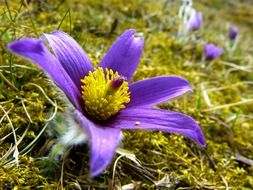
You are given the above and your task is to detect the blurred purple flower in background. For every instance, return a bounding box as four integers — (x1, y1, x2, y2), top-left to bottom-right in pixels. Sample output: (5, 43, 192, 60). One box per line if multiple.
(228, 25, 238, 40)
(204, 43, 224, 60)
(187, 9, 203, 31)
(8, 29, 205, 177)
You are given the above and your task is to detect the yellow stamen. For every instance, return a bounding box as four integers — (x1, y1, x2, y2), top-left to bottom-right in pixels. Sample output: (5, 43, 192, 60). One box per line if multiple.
(81, 67, 130, 121)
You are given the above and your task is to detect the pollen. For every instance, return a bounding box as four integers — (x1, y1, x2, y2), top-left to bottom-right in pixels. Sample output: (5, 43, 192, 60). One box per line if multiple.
(81, 67, 130, 121)
(135, 121, 141, 126)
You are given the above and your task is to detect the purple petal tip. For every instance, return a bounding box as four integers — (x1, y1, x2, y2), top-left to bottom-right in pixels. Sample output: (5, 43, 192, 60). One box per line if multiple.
(8, 38, 43, 54)
(98, 29, 144, 81)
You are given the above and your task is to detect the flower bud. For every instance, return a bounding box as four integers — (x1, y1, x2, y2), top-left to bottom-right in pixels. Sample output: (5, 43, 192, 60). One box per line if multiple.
(228, 25, 238, 40)
(187, 9, 203, 31)
(204, 43, 224, 60)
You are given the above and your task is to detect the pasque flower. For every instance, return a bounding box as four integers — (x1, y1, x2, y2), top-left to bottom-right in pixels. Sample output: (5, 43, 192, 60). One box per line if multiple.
(228, 25, 238, 40)
(8, 29, 205, 177)
(204, 43, 224, 60)
(186, 9, 203, 31)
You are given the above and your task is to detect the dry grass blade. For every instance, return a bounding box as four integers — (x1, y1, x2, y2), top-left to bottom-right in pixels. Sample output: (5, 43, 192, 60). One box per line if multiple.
(0, 105, 19, 166)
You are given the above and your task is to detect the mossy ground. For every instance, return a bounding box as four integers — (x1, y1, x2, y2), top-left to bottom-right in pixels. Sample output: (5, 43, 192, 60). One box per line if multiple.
(1, 0, 253, 189)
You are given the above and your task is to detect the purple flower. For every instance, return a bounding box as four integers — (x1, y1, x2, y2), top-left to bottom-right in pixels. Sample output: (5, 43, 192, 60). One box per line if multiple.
(186, 9, 203, 31)
(228, 25, 238, 40)
(8, 29, 205, 177)
(204, 43, 224, 60)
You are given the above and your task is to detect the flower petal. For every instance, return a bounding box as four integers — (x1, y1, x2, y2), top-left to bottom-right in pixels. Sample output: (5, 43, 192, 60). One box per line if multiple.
(99, 29, 144, 81)
(74, 110, 122, 177)
(108, 108, 205, 147)
(127, 76, 192, 108)
(8, 38, 83, 111)
(42, 30, 94, 88)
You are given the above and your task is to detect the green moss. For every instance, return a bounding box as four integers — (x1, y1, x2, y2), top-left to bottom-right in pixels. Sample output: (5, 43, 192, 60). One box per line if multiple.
(0, 156, 59, 189)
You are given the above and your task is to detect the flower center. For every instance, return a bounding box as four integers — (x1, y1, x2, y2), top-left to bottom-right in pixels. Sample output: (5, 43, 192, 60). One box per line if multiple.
(81, 67, 130, 121)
